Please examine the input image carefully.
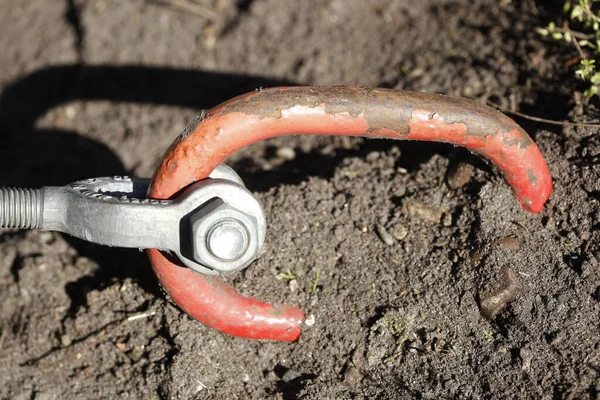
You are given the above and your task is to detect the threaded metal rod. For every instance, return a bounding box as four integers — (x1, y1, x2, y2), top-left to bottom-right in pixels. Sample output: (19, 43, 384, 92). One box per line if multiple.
(0, 188, 43, 229)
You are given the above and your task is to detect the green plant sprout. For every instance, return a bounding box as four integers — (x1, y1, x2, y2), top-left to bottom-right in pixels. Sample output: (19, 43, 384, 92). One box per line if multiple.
(537, 0, 600, 98)
(278, 269, 296, 280)
(311, 268, 321, 293)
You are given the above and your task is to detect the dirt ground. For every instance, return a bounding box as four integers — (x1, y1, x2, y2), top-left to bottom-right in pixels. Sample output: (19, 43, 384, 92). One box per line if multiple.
(0, 0, 599, 398)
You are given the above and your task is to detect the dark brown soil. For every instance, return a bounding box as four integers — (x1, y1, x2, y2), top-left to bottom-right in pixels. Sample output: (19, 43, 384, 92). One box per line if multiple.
(1, 0, 599, 398)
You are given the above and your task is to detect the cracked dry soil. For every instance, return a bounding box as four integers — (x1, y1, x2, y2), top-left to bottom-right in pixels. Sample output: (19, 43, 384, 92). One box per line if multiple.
(1, 0, 599, 399)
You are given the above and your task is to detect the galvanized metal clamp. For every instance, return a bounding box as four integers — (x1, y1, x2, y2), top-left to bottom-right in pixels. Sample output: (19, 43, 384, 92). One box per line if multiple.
(0, 165, 265, 276)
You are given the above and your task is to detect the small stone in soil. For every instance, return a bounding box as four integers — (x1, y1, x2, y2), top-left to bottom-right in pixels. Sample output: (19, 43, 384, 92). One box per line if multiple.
(470, 250, 483, 267)
(343, 366, 364, 387)
(65, 106, 77, 119)
(39, 232, 55, 245)
(376, 224, 394, 246)
(479, 267, 522, 319)
(289, 279, 299, 293)
(393, 224, 409, 240)
(129, 346, 145, 362)
(497, 236, 520, 250)
(276, 146, 296, 160)
(341, 136, 353, 150)
(366, 151, 380, 162)
(405, 200, 443, 223)
(281, 369, 303, 382)
(446, 162, 474, 190)
(305, 314, 316, 326)
(60, 334, 72, 347)
(441, 212, 453, 227)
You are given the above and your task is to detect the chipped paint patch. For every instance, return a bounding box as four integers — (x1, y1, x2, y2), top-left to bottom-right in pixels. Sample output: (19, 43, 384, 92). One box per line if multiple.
(180, 112, 205, 140)
(527, 168, 538, 185)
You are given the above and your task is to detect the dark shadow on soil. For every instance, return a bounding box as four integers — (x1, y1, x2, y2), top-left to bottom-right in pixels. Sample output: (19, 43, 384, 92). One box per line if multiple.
(65, 0, 85, 61)
(234, 140, 450, 194)
(270, 364, 318, 400)
(0, 65, 297, 314)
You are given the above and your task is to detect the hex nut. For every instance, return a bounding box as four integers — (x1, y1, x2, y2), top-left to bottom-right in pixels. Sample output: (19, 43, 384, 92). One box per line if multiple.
(189, 198, 259, 273)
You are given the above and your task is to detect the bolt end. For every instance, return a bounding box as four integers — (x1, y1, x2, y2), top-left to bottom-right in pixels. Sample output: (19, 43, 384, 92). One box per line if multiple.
(189, 198, 260, 274)
(0, 188, 43, 229)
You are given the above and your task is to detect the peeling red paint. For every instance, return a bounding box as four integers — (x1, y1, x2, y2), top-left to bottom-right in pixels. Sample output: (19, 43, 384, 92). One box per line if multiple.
(148, 86, 553, 341)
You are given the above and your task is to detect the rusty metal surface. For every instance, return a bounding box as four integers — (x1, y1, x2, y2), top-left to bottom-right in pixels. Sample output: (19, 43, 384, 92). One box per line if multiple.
(217, 86, 532, 146)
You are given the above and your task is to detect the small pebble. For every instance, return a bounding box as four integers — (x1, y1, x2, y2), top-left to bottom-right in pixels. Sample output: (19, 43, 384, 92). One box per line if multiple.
(343, 366, 364, 387)
(39, 232, 55, 245)
(129, 346, 145, 362)
(204, 35, 217, 49)
(497, 236, 520, 250)
(394, 185, 406, 197)
(441, 212, 453, 227)
(392, 224, 409, 240)
(479, 267, 522, 319)
(305, 314, 316, 326)
(446, 162, 474, 190)
(276, 147, 296, 160)
(281, 369, 303, 382)
(265, 371, 279, 382)
(289, 279, 299, 293)
(366, 151, 380, 162)
(405, 200, 443, 223)
(470, 251, 483, 267)
(341, 136, 353, 150)
(333, 193, 347, 208)
(65, 106, 77, 119)
(60, 334, 72, 347)
(376, 224, 394, 246)
(321, 144, 335, 155)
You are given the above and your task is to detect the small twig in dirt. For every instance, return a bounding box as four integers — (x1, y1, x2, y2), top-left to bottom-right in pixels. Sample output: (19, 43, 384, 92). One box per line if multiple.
(0, 329, 8, 363)
(126, 311, 156, 322)
(0, 327, 6, 350)
(146, 0, 218, 20)
(565, 24, 586, 59)
(37, 311, 156, 371)
(486, 100, 600, 128)
(195, 379, 209, 391)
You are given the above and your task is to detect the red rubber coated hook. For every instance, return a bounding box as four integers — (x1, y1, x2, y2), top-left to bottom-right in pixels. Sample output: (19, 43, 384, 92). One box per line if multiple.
(147, 86, 552, 341)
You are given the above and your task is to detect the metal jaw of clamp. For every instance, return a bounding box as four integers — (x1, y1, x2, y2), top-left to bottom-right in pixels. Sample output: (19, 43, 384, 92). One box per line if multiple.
(0, 165, 265, 276)
(1, 86, 554, 342)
